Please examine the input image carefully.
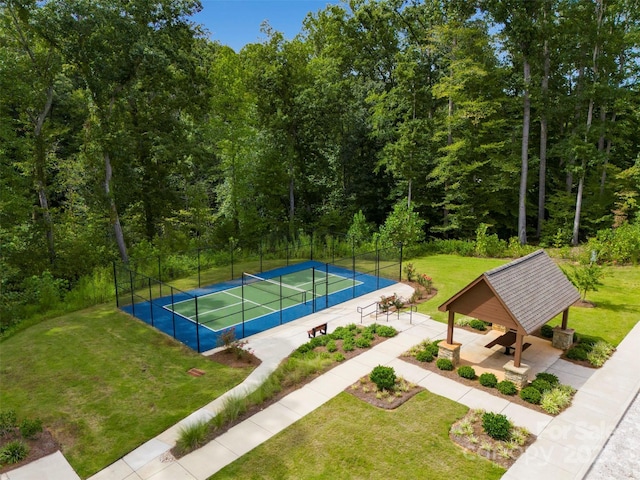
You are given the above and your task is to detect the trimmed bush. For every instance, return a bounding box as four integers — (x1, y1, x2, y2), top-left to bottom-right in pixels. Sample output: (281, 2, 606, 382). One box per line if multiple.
(479, 373, 498, 388)
(0, 440, 29, 465)
(520, 386, 542, 404)
(529, 378, 553, 393)
(415, 350, 434, 363)
(540, 324, 554, 338)
(370, 365, 396, 391)
(482, 412, 512, 441)
(535, 372, 559, 386)
(566, 345, 589, 361)
(376, 325, 398, 337)
(457, 366, 476, 380)
(496, 380, 517, 396)
(436, 358, 454, 371)
(469, 319, 487, 331)
(19, 418, 43, 440)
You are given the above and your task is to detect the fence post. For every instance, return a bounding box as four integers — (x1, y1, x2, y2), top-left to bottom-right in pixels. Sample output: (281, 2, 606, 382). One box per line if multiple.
(197, 248, 201, 288)
(325, 263, 329, 309)
(148, 278, 154, 326)
(241, 278, 246, 337)
(399, 242, 403, 281)
(231, 243, 234, 280)
(171, 288, 176, 339)
(312, 268, 316, 313)
(129, 270, 136, 316)
(260, 241, 263, 273)
(195, 296, 201, 353)
(376, 237, 380, 290)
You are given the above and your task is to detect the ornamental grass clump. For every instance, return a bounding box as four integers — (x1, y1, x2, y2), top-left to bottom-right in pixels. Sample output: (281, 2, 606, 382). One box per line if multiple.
(540, 385, 575, 414)
(587, 341, 615, 367)
(175, 420, 209, 455)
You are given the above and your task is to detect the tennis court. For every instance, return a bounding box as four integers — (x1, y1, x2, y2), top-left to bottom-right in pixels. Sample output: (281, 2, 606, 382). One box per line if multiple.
(165, 269, 361, 331)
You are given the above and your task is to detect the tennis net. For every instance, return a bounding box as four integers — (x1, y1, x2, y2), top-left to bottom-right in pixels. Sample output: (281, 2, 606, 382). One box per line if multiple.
(242, 272, 308, 304)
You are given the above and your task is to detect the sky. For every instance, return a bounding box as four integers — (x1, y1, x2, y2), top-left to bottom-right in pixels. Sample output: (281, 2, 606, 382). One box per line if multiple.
(192, 0, 344, 52)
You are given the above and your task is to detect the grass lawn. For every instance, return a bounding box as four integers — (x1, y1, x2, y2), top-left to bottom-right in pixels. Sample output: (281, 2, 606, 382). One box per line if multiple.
(0, 304, 253, 478)
(407, 254, 640, 346)
(209, 391, 505, 480)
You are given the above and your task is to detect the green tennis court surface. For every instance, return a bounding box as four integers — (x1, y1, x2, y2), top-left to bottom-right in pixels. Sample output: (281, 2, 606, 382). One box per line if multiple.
(164, 268, 362, 331)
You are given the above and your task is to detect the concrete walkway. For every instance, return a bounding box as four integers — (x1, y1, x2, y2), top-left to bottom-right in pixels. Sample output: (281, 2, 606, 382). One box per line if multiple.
(4, 284, 640, 480)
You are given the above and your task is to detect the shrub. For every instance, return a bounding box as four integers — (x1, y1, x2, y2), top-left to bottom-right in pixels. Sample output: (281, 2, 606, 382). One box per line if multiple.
(482, 412, 512, 441)
(19, 418, 43, 440)
(342, 338, 355, 351)
(425, 343, 439, 357)
(333, 352, 345, 362)
(520, 386, 542, 404)
(540, 386, 575, 415)
(566, 345, 589, 361)
(436, 358, 454, 371)
(375, 325, 398, 337)
(587, 341, 615, 367)
(0, 440, 29, 465)
(355, 336, 371, 349)
(416, 350, 434, 363)
(326, 340, 338, 353)
(535, 372, 559, 386)
(330, 326, 349, 340)
(404, 263, 416, 282)
(479, 373, 498, 388)
(469, 319, 487, 331)
(496, 380, 517, 396)
(175, 420, 209, 454)
(457, 366, 476, 380)
(0, 411, 17, 437)
(540, 324, 554, 338)
(370, 365, 396, 391)
(529, 379, 553, 393)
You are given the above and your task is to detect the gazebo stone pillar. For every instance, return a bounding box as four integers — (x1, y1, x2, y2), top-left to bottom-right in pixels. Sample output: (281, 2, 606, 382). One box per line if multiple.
(438, 341, 461, 367)
(552, 327, 575, 350)
(503, 361, 530, 389)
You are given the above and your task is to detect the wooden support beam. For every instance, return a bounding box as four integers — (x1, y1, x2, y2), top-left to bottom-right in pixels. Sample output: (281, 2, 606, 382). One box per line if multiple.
(561, 309, 569, 330)
(513, 332, 524, 368)
(447, 310, 455, 344)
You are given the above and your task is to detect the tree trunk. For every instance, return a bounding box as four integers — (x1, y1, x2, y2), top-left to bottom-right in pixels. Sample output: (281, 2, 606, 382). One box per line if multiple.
(34, 83, 56, 264)
(104, 152, 129, 263)
(572, 98, 594, 246)
(518, 59, 531, 245)
(600, 112, 616, 196)
(537, 37, 550, 239)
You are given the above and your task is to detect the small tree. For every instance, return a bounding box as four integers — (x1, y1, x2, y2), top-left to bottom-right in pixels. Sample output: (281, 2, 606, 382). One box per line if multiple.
(564, 263, 605, 302)
(346, 210, 374, 247)
(378, 200, 426, 247)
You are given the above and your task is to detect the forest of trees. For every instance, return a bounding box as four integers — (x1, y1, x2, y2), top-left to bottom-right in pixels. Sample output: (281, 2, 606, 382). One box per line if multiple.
(1, 0, 639, 322)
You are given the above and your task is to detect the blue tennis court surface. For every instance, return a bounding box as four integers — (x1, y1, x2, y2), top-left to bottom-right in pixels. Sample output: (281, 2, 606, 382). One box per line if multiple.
(121, 261, 396, 352)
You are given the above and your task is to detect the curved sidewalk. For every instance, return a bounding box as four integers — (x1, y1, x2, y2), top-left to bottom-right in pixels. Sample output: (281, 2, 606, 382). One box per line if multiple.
(4, 285, 639, 480)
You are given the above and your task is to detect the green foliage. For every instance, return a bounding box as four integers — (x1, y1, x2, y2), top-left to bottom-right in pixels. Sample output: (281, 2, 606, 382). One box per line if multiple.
(469, 319, 487, 331)
(535, 372, 559, 387)
(404, 263, 417, 282)
(19, 418, 43, 440)
(355, 337, 371, 349)
(374, 325, 398, 338)
(326, 340, 338, 353)
(496, 381, 517, 396)
(0, 411, 17, 437)
(457, 366, 476, 380)
(529, 379, 553, 394)
(369, 365, 396, 391)
(479, 373, 498, 388)
(565, 345, 589, 361)
(0, 440, 30, 465)
(378, 200, 426, 247)
(176, 420, 209, 455)
(475, 224, 506, 258)
(564, 263, 605, 301)
(342, 338, 355, 351)
(586, 221, 640, 265)
(436, 358, 454, 371)
(346, 210, 374, 247)
(540, 386, 575, 415)
(416, 350, 434, 363)
(333, 352, 345, 362)
(586, 341, 615, 367)
(520, 387, 542, 404)
(540, 324, 554, 338)
(481, 412, 512, 441)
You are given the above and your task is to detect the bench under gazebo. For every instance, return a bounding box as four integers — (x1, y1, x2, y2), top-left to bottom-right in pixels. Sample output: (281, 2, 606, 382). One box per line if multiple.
(437, 249, 580, 387)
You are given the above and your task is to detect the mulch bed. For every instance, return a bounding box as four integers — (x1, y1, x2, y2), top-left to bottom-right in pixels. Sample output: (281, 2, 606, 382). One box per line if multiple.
(450, 410, 536, 469)
(0, 429, 59, 474)
(347, 376, 424, 409)
(400, 354, 554, 416)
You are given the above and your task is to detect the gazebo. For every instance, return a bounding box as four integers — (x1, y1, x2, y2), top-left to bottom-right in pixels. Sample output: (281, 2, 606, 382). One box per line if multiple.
(437, 249, 580, 384)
